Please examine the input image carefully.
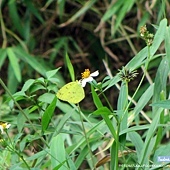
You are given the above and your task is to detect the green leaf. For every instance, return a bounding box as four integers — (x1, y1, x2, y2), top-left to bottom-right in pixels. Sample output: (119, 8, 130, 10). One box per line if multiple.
(102, 0, 136, 35)
(117, 82, 128, 111)
(127, 18, 167, 70)
(151, 100, 170, 109)
(13, 46, 48, 76)
(55, 112, 73, 135)
(139, 108, 163, 165)
(150, 18, 167, 56)
(128, 132, 143, 160)
(134, 84, 154, 117)
(50, 134, 68, 170)
(21, 79, 35, 92)
(60, 0, 98, 27)
(57, 0, 66, 20)
(17, 110, 27, 133)
(41, 96, 57, 132)
(117, 82, 128, 151)
(65, 52, 75, 81)
(0, 48, 7, 69)
(8, 1, 24, 38)
(152, 57, 169, 112)
(103, 75, 121, 91)
(45, 68, 61, 79)
(153, 143, 170, 165)
(91, 85, 103, 109)
(92, 106, 111, 115)
(102, 0, 123, 21)
(23, 0, 44, 23)
(7, 48, 21, 82)
(93, 107, 117, 141)
(165, 26, 170, 67)
(75, 146, 89, 169)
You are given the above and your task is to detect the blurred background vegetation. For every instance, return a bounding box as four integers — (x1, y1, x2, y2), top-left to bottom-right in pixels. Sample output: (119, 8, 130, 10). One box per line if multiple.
(0, 0, 168, 97)
(0, 0, 170, 169)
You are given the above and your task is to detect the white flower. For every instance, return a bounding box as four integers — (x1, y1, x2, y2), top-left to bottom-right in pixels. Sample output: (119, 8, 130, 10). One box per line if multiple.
(0, 123, 11, 134)
(80, 69, 99, 87)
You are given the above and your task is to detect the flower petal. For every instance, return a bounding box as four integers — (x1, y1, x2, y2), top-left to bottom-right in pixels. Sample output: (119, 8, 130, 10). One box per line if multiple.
(0, 126, 4, 134)
(81, 79, 87, 87)
(6, 124, 11, 129)
(81, 77, 94, 87)
(90, 70, 99, 77)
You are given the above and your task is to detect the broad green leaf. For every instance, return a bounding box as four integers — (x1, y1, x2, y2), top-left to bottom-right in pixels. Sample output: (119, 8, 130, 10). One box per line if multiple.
(153, 143, 170, 166)
(50, 134, 68, 170)
(21, 79, 35, 92)
(128, 132, 143, 160)
(42, 96, 57, 132)
(7, 48, 21, 82)
(17, 110, 27, 133)
(45, 68, 61, 79)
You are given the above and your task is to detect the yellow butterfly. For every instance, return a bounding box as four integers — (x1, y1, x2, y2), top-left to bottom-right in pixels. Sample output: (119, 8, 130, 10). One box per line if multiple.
(56, 81, 85, 104)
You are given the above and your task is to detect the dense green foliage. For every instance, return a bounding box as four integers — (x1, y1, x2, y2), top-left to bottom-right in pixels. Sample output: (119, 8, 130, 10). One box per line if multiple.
(0, 0, 170, 170)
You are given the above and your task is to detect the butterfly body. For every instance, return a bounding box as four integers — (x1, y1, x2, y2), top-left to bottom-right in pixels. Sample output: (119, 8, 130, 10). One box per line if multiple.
(57, 81, 85, 104)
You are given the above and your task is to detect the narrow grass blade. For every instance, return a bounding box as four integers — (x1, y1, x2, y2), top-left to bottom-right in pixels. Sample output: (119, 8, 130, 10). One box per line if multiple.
(24, 0, 44, 23)
(8, 1, 24, 38)
(0, 48, 7, 69)
(138, 108, 163, 165)
(7, 48, 21, 82)
(165, 26, 170, 67)
(91, 85, 103, 108)
(152, 57, 169, 112)
(60, 0, 98, 27)
(65, 53, 75, 81)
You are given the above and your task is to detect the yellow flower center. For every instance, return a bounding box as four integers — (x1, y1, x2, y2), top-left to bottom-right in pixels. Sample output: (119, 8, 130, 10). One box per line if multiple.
(0, 123, 7, 129)
(81, 69, 91, 79)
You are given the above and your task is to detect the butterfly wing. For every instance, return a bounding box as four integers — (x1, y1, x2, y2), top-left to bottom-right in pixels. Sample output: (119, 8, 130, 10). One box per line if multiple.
(57, 82, 85, 104)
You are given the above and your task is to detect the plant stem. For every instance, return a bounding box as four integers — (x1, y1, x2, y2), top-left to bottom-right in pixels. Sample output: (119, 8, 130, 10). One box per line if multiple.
(77, 104, 96, 170)
(0, 78, 49, 148)
(5, 131, 31, 170)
